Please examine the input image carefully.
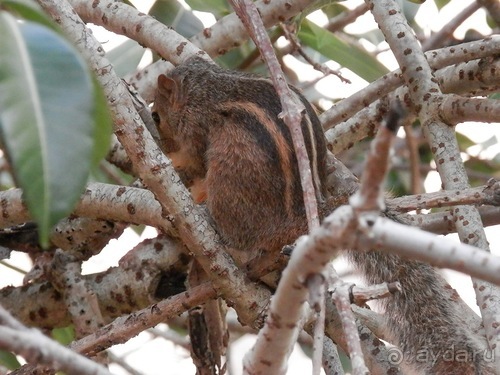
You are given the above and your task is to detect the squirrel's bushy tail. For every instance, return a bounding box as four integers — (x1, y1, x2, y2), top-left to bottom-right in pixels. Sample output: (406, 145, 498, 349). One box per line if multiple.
(349, 250, 494, 374)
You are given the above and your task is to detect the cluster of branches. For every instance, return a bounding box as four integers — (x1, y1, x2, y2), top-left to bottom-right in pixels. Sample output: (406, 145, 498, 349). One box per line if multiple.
(0, 0, 499, 374)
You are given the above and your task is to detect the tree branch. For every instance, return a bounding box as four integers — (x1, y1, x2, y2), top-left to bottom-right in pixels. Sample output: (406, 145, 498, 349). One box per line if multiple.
(0, 306, 112, 375)
(386, 179, 500, 213)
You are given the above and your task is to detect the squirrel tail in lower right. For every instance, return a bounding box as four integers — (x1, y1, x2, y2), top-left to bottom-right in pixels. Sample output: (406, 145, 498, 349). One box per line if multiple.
(348, 250, 495, 374)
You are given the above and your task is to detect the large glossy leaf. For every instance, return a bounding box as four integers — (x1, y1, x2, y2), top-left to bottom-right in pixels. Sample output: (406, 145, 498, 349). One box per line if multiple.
(0, 0, 56, 31)
(106, 39, 145, 77)
(150, 0, 204, 38)
(298, 19, 389, 82)
(0, 14, 96, 246)
(184, 0, 231, 19)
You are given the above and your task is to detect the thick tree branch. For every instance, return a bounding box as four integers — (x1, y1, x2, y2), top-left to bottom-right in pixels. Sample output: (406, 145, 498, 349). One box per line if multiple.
(440, 95, 500, 124)
(68, 0, 206, 64)
(0, 236, 188, 328)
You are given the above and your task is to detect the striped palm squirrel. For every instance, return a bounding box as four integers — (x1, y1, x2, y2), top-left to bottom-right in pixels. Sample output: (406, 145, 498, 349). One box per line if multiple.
(151, 56, 493, 374)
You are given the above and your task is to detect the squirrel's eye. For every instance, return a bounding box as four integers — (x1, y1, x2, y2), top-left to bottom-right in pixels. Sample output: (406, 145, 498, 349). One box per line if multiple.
(151, 111, 160, 124)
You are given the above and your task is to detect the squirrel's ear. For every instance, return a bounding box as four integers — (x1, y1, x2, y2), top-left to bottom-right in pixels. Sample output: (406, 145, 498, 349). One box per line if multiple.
(157, 74, 186, 107)
(157, 74, 177, 96)
(158, 74, 172, 88)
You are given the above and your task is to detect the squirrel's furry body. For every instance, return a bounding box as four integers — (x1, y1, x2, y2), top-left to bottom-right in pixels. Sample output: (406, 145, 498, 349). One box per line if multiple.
(152, 57, 326, 254)
(152, 57, 493, 374)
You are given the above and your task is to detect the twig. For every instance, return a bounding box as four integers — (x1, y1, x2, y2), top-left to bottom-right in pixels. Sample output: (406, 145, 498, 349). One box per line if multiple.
(68, 0, 206, 64)
(350, 282, 401, 306)
(281, 22, 350, 83)
(329, 277, 369, 375)
(422, 1, 481, 51)
(400, 114, 423, 195)
(0, 260, 27, 275)
(307, 274, 326, 375)
(191, 0, 319, 57)
(320, 295, 400, 374)
(326, 3, 370, 33)
(437, 56, 500, 97)
(356, 216, 500, 285)
(336, 102, 403, 374)
(395, 205, 500, 235)
(386, 178, 500, 213)
(321, 335, 345, 375)
(108, 351, 143, 375)
(71, 282, 217, 357)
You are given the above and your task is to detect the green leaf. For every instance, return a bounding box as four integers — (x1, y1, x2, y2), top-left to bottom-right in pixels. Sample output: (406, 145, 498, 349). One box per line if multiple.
(295, 0, 345, 26)
(434, 0, 451, 10)
(465, 157, 499, 186)
(418, 143, 434, 164)
(0, 0, 57, 31)
(405, 0, 426, 4)
(321, 3, 348, 19)
(106, 39, 145, 77)
(184, 0, 231, 19)
(486, 13, 499, 29)
(150, 0, 204, 38)
(0, 350, 21, 370)
(52, 325, 75, 346)
(387, 169, 410, 197)
(0, 14, 95, 247)
(215, 47, 248, 69)
(455, 131, 476, 151)
(298, 19, 389, 82)
(91, 79, 112, 167)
